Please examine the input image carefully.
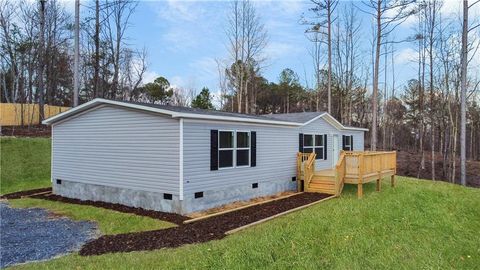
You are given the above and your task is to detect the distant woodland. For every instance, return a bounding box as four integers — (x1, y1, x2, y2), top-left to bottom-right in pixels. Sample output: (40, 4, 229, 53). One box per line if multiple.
(1, 0, 479, 184)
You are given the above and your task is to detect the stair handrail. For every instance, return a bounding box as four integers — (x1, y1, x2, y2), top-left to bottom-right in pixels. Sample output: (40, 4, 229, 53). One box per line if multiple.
(334, 151, 346, 196)
(304, 152, 316, 189)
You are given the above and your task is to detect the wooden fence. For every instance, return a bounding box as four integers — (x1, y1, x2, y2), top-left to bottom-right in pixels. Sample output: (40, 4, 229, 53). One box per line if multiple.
(0, 103, 70, 126)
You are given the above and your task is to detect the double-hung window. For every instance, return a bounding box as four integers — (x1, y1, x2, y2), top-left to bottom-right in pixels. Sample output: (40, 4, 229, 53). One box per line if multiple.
(219, 131, 234, 168)
(303, 134, 326, 160)
(218, 131, 250, 168)
(315, 135, 324, 159)
(342, 135, 353, 151)
(236, 132, 250, 167)
(303, 134, 314, 154)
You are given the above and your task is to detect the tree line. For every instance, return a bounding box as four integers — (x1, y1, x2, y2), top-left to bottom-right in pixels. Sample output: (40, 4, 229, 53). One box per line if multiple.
(1, 0, 479, 185)
(217, 0, 479, 185)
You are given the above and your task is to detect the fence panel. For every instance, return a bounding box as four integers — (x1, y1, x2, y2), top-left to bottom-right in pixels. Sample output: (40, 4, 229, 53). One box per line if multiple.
(0, 103, 70, 126)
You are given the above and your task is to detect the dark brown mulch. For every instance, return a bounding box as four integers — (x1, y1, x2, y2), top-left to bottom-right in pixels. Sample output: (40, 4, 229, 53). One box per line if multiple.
(79, 192, 330, 256)
(1, 125, 51, 137)
(30, 193, 189, 225)
(0, 187, 52, 199)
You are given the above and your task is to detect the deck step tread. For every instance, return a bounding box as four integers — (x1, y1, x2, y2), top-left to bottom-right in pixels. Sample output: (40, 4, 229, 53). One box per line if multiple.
(307, 188, 336, 194)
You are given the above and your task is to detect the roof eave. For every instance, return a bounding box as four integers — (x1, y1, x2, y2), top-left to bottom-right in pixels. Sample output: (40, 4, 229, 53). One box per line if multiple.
(43, 98, 302, 126)
(300, 112, 368, 132)
(343, 127, 369, 132)
(173, 113, 301, 126)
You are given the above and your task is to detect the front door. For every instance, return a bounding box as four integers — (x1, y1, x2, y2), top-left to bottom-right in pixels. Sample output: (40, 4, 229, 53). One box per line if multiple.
(332, 134, 339, 166)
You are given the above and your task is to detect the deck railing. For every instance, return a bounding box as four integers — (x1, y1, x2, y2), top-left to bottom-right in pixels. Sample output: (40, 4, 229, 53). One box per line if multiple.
(296, 150, 397, 197)
(342, 151, 397, 197)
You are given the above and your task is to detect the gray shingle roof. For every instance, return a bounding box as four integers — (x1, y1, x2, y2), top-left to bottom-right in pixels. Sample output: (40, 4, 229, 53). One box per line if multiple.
(123, 101, 285, 122)
(260, 112, 325, 123)
(44, 98, 366, 131)
(124, 101, 326, 124)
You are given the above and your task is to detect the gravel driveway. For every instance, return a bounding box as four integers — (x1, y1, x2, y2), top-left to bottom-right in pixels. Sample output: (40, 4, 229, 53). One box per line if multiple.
(0, 202, 98, 268)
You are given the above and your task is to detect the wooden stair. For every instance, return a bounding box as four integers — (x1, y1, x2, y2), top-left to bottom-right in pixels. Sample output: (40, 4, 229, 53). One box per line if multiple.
(306, 169, 337, 195)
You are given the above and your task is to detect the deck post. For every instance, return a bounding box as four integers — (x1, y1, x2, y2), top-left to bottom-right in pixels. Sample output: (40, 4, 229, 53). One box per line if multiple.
(358, 153, 364, 198)
(296, 153, 302, 192)
(391, 175, 395, 187)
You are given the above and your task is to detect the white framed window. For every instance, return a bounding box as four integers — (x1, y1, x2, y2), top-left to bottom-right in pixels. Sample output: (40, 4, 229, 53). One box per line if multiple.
(343, 135, 353, 151)
(303, 134, 326, 160)
(236, 131, 250, 167)
(219, 131, 234, 168)
(218, 130, 251, 169)
(315, 135, 324, 160)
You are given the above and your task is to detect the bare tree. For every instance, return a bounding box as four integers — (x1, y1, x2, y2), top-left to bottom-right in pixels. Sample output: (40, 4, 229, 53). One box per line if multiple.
(424, 0, 442, 180)
(73, 0, 80, 107)
(94, 0, 100, 98)
(225, 0, 267, 114)
(103, 0, 137, 99)
(38, 0, 46, 121)
(305, 0, 338, 114)
(361, 0, 416, 150)
(460, 0, 468, 186)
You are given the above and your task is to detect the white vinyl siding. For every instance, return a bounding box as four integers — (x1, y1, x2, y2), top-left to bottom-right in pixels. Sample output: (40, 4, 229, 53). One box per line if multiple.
(52, 105, 180, 195)
(183, 120, 297, 193)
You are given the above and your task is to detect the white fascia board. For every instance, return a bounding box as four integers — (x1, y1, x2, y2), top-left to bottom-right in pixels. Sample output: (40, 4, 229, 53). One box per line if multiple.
(172, 113, 301, 126)
(301, 112, 368, 132)
(43, 98, 177, 125)
(343, 127, 369, 132)
(43, 98, 301, 127)
(42, 98, 97, 125)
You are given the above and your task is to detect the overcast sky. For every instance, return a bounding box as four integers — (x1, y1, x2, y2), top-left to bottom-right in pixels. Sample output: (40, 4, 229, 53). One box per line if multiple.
(71, 0, 479, 99)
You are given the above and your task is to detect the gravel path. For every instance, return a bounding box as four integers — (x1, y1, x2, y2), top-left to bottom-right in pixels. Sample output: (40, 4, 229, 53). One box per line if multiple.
(0, 202, 98, 268)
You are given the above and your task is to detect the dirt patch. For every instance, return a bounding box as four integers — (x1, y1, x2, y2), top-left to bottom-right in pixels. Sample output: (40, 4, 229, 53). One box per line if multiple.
(1, 125, 51, 137)
(188, 191, 296, 219)
(79, 192, 330, 256)
(395, 150, 480, 188)
(30, 193, 189, 225)
(0, 188, 52, 199)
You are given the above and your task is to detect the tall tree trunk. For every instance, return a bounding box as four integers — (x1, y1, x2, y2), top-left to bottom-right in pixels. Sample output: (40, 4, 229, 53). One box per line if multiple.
(371, 0, 381, 151)
(94, 0, 100, 98)
(327, 0, 332, 114)
(38, 0, 46, 122)
(73, 0, 79, 106)
(460, 0, 468, 186)
(429, 0, 436, 181)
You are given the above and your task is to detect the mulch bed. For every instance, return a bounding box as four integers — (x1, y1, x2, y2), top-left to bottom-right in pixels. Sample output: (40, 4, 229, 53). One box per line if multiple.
(79, 192, 330, 256)
(30, 193, 189, 225)
(0, 188, 52, 200)
(1, 125, 51, 137)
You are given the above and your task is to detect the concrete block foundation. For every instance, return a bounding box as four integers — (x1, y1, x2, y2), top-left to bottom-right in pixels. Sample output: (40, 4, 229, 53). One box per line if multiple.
(53, 178, 297, 215)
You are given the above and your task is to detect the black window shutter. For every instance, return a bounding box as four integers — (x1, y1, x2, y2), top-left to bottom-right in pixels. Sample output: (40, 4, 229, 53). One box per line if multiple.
(210, 130, 218, 171)
(350, 135, 354, 151)
(299, 133, 304, 152)
(251, 131, 256, 167)
(342, 135, 346, 150)
(323, 134, 328, 160)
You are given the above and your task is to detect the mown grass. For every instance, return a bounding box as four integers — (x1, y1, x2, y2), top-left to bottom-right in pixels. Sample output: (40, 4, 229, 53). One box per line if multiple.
(1, 137, 51, 194)
(8, 177, 480, 270)
(8, 198, 174, 235)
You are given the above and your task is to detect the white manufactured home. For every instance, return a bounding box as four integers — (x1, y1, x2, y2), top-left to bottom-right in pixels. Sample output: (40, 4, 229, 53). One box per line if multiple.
(43, 98, 368, 214)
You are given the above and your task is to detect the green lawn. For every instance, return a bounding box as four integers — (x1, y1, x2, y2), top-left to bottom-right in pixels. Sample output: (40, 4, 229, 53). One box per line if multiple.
(8, 178, 480, 270)
(8, 198, 174, 235)
(1, 137, 51, 194)
(2, 138, 479, 269)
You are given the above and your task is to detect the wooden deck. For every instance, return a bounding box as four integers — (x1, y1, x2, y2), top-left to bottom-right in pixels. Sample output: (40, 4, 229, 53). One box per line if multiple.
(297, 151, 397, 198)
